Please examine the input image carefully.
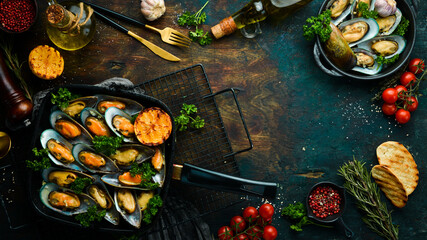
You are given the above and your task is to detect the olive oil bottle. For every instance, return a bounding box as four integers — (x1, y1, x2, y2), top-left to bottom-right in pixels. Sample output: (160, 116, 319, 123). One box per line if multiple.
(211, 0, 313, 39)
(45, 0, 96, 51)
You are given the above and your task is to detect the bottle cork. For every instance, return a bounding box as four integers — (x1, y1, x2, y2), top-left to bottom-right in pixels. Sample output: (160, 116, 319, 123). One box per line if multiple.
(211, 16, 237, 39)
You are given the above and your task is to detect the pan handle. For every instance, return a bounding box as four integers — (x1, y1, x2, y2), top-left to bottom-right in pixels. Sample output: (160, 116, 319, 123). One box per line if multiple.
(313, 44, 344, 77)
(203, 88, 253, 158)
(334, 218, 354, 239)
(173, 163, 278, 199)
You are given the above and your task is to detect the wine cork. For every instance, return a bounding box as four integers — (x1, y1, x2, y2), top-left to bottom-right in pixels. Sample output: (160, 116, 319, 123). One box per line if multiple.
(211, 16, 237, 39)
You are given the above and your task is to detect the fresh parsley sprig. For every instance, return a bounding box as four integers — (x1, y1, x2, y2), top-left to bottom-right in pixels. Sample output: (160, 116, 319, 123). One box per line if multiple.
(175, 103, 205, 132)
(177, 1, 212, 46)
(129, 162, 159, 190)
(51, 88, 79, 109)
(357, 2, 378, 19)
(303, 10, 332, 42)
(395, 16, 409, 36)
(376, 54, 400, 67)
(69, 177, 93, 194)
(74, 205, 106, 227)
(26, 148, 51, 171)
(142, 195, 163, 224)
(189, 27, 213, 46)
(281, 202, 331, 232)
(92, 136, 124, 156)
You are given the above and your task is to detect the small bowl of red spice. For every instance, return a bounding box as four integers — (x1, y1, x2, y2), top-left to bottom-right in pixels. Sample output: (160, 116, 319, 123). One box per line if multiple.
(306, 181, 353, 238)
(0, 0, 37, 33)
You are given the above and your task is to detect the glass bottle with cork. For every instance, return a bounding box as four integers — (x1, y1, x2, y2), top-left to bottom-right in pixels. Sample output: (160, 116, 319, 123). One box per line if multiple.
(211, 0, 313, 39)
(45, 0, 96, 51)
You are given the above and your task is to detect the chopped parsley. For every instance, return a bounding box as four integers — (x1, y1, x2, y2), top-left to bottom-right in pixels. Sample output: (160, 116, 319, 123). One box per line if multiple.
(303, 10, 333, 42)
(129, 162, 159, 190)
(92, 135, 124, 156)
(26, 148, 51, 171)
(69, 177, 93, 194)
(74, 205, 106, 227)
(395, 16, 409, 36)
(142, 195, 163, 224)
(51, 88, 79, 109)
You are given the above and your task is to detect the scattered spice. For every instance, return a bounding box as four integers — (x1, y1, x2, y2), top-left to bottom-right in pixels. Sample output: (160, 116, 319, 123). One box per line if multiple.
(0, 0, 36, 32)
(308, 185, 341, 219)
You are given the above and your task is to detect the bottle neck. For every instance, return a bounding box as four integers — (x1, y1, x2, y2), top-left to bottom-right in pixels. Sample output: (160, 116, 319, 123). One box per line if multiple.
(46, 4, 73, 29)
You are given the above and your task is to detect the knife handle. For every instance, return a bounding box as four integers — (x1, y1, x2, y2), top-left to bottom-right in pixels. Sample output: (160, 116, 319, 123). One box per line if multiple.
(93, 9, 129, 34)
(83, 1, 147, 27)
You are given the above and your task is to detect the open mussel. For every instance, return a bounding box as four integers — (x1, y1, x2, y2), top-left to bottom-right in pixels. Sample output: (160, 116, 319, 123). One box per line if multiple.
(105, 107, 136, 142)
(351, 0, 376, 18)
(95, 95, 143, 116)
(376, 8, 401, 35)
(40, 183, 95, 216)
(338, 18, 379, 47)
(114, 189, 141, 228)
(351, 48, 383, 75)
(357, 35, 406, 59)
(40, 129, 84, 171)
(42, 167, 95, 188)
(326, 0, 356, 25)
(80, 108, 112, 137)
(109, 144, 156, 169)
(50, 111, 93, 145)
(101, 166, 165, 190)
(137, 191, 154, 211)
(86, 176, 120, 225)
(72, 143, 120, 173)
(61, 96, 98, 118)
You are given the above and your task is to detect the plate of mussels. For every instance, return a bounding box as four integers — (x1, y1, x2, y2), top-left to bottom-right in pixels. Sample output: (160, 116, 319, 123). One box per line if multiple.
(28, 85, 174, 232)
(313, 0, 418, 80)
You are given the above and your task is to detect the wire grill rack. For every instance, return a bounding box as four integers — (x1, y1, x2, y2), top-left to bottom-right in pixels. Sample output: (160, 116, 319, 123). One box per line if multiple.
(136, 64, 251, 214)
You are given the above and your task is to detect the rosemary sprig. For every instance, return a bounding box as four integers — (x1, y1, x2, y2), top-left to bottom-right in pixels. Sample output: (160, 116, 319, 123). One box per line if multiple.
(0, 35, 32, 102)
(338, 159, 399, 240)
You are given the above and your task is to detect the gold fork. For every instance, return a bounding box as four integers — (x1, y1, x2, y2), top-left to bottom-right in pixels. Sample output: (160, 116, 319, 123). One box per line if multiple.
(83, 1, 191, 47)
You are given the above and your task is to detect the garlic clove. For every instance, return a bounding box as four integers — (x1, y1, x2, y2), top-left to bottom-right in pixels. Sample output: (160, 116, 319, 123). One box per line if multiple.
(140, 0, 166, 21)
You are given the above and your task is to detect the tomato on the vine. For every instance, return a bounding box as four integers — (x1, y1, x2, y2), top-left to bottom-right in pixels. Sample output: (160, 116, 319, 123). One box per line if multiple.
(243, 206, 259, 223)
(405, 96, 418, 112)
(235, 233, 249, 240)
(230, 216, 246, 233)
(394, 85, 407, 99)
(263, 225, 278, 240)
(400, 72, 417, 87)
(256, 216, 272, 227)
(218, 226, 234, 240)
(259, 203, 274, 221)
(382, 103, 397, 116)
(382, 88, 398, 104)
(246, 225, 262, 240)
(409, 58, 425, 74)
(395, 109, 411, 124)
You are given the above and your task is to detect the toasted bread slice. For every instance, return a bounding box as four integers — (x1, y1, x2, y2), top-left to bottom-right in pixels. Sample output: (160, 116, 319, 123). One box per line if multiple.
(371, 165, 408, 208)
(377, 141, 419, 195)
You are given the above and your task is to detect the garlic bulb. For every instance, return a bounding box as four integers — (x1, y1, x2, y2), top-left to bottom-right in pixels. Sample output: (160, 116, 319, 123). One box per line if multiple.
(375, 0, 397, 17)
(140, 0, 166, 21)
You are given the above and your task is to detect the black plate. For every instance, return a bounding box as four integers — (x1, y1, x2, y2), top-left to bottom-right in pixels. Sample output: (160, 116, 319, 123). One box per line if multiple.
(27, 84, 175, 233)
(314, 0, 417, 80)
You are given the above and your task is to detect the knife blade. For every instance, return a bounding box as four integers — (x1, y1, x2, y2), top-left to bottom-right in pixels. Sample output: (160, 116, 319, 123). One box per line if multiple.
(93, 10, 180, 62)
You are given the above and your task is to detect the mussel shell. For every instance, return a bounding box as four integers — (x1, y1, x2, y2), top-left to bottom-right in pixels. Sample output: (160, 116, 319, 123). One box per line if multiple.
(357, 35, 406, 59)
(42, 167, 95, 188)
(80, 108, 112, 137)
(326, 0, 356, 25)
(114, 189, 141, 228)
(86, 176, 120, 225)
(101, 169, 164, 190)
(377, 8, 402, 36)
(351, 0, 376, 18)
(40, 183, 95, 216)
(50, 111, 93, 145)
(109, 144, 156, 170)
(105, 107, 136, 143)
(323, 22, 357, 71)
(338, 18, 379, 47)
(61, 96, 98, 118)
(40, 129, 84, 171)
(351, 48, 383, 75)
(95, 95, 143, 116)
(72, 143, 120, 173)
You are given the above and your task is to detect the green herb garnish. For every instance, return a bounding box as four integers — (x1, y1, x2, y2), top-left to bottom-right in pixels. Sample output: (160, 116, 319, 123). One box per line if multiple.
(69, 177, 93, 194)
(92, 135, 124, 156)
(74, 205, 106, 227)
(26, 148, 51, 171)
(338, 159, 398, 240)
(177, 1, 212, 46)
(358, 2, 378, 19)
(395, 16, 409, 36)
(175, 103, 205, 132)
(376, 54, 400, 66)
(142, 195, 163, 224)
(281, 202, 331, 232)
(51, 88, 79, 109)
(129, 162, 159, 190)
(303, 10, 332, 42)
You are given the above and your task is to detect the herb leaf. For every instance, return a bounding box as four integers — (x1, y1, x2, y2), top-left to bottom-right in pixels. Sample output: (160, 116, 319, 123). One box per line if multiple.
(74, 205, 106, 227)
(358, 2, 378, 19)
(26, 148, 51, 171)
(142, 195, 163, 224)
(175, 103, 205, 132)
(281, 202, 331, 231)
(69, 177, 93, 194)
(177, 1, 212, 46)
(92, 136, 124, 156)
(376, 54, 400, 66)
(51, 88, 79, 109)
(129, 162, 159, 190)
(303, 10, 332, 42)
(395, 16, 409, 36)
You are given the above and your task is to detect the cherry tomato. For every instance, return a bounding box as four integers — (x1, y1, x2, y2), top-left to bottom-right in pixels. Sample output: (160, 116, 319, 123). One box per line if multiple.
(246, 225, 262, 240)
(400, 72, 417, 87)
(395, 109, 411, 124)
(235, 233, 249, 240)
(243, 206, 259, 223)
(259, 203, 274, 221)
(394, 85, 407, 99)
(230, 215, 246, 233)
(263, 225, 278, 240)
(256, 215, 272, 227)
(218, 226, 234, 240)
(382, 103, 397, 116)
(408, 58, 425, 74)
(382, 88, 398, 104)
(405, 96, 418, 112)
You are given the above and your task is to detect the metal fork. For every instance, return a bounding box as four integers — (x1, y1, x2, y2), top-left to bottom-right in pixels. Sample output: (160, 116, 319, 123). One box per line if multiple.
(83, 1, 191, 47)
